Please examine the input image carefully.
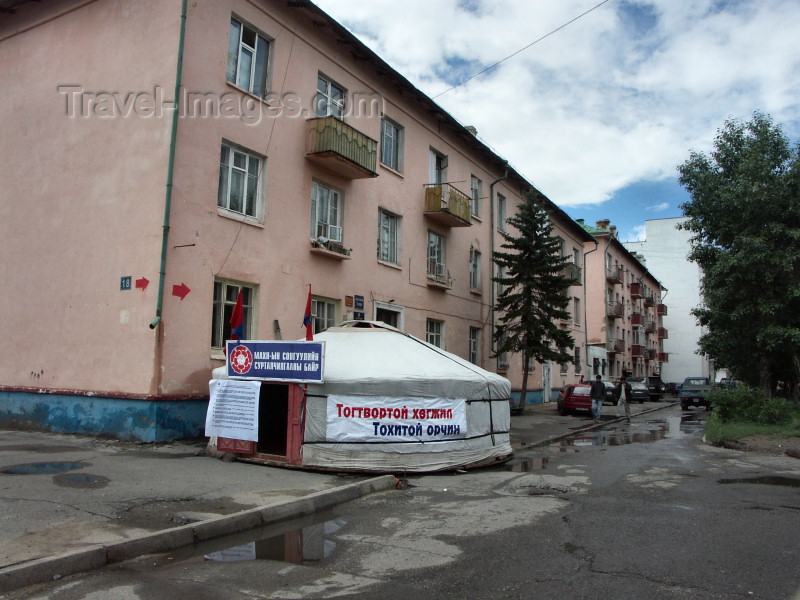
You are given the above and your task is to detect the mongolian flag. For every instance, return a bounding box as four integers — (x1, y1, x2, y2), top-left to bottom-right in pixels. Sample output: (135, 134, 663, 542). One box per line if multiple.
(303, 285, 313, 341)
(230, 289, 244, 342)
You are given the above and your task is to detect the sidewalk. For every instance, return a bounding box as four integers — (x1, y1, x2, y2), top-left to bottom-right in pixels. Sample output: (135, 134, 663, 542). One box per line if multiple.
(0, 400, 673, 592)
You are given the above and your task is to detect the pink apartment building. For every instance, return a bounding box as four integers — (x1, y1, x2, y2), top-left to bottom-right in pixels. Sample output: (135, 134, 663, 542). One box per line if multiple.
(579, 220, 668, 380)
(0, 0, 596, 441)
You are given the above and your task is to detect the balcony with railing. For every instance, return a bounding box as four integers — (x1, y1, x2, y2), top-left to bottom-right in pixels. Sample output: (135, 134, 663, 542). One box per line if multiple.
(561, 262, 582, 286)
(630, 282, 643, 299)
(645, 318, 657, 334)
(658, 352, 669, 363)
(658, 327, 669, 339)
(606, 339, 624, 354)
(631, 344, 645, 358)
(606, 265, 623, 284)
(424, 183, 472, 227)
(426, 260, 452, 289)
(657, 303, 668, 316)
(645, 348, 656, 360)
(306, 116, 378, 179)
(631, 311, 644, 326)
(606, 301, 624, 319)
(644, 294, 656, 306)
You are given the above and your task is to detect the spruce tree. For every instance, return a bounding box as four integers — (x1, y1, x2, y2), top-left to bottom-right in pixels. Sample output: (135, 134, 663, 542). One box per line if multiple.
(493, 189, 575, 410)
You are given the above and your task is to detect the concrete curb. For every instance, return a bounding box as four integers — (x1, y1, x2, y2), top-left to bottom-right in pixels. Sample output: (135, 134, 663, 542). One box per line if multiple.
(0, 474, 396, 593)
(522, 401, 676, 450)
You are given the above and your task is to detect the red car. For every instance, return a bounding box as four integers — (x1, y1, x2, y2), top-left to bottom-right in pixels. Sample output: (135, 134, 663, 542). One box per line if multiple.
(557, 384, 592, 416)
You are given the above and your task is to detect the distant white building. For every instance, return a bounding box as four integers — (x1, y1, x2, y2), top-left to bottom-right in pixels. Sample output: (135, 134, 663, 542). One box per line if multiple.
(624, 217, 714, 383)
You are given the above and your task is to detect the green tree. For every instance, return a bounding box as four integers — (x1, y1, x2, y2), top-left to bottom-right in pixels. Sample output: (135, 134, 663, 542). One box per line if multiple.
(493, 189, 575, 410)
(677, 112, 800, 399)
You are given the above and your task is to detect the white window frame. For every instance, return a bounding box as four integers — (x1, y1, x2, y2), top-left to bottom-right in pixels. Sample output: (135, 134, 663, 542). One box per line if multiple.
(426, 319, 444, 349)
(227, 17, 270, 97)
(427, 231, 446, 280)
(429, 148, 448, 184)
(211, 279, 255, 352)
(470, 175, 482, 217)
(311, 181, 343, 242)
(218, 142, 265, 221)
(469, 327, 481, 365)
(469, 247, 481, 290)
(574, 297, 581, 325)
(311, 297, 337, 334)
(497, 193, 507, 232)
(374, 301, 404, 331)
(378, 209, 401, 265)
(380, 117, 403, 172)
(315, 73, 346, 118)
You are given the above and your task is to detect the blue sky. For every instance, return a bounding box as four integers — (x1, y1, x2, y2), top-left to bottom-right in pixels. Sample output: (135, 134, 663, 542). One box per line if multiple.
(312, 0, 800, 242)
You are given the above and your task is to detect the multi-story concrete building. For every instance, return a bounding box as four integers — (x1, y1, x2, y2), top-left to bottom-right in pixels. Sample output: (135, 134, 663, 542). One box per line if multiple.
(579, 220, 668, 381)
(624, 217, 714, 383)
(0, 0, 593, 439)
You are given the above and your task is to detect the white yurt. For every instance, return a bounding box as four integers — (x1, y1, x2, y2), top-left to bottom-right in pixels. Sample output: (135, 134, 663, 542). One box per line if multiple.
(207, 322, 512, 473)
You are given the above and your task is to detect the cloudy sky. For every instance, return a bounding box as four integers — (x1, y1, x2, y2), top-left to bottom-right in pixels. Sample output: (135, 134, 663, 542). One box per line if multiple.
(311, 0, 800, 242)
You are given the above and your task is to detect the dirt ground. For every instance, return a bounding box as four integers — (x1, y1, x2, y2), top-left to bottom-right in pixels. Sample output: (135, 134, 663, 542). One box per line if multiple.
(720, 435, 800, 459)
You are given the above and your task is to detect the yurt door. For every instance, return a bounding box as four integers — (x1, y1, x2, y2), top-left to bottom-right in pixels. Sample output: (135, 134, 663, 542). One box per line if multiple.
(255, 382, 304, 464)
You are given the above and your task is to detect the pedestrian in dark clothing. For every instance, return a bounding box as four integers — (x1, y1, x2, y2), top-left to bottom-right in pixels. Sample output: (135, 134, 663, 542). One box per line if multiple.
(589, 375, 605, 422)
(616, 376, 632, 423)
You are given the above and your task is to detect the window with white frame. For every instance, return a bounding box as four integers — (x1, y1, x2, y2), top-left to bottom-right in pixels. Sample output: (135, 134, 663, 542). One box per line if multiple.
(496, 264, 507, 297)
(218, 142, 263, 219)
(315, 74, 345, 118)
(497, 333, 509, 370)
(311, 297, 337, 334)
(560, 350, 569, 374)
(380, 117, 403, 171)
(426, 319, 443, 348)
(573, 247, 581, 265)
(429, 148, 448, 184)
(574, 347, 581, 369)
(212, 279, 254, 350)
(469, 247, 481, 290)
(470, 175, 482, 217)
(311, 181, 343, 242)
(377, 209, 400, 264)
(497, 193, 507, 232)
(226, 17, 270, 97)
(469, 327, 481, 365)
(574, 297, 581, 325)
(375, 302, 403, 330)
(427, 231, 446, 281)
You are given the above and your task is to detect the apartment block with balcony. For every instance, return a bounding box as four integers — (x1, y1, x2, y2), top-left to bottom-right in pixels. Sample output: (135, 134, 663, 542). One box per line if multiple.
(0, 0, 598, 438)
(578, 220, 668, 381)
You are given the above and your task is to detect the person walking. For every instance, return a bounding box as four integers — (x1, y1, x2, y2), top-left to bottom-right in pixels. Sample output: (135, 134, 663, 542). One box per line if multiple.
(589, 375, 605, 423)
(616, 376, 632, 423)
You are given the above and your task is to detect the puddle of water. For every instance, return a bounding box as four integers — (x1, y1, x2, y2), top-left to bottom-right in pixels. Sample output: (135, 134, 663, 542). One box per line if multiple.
(561, 423, 670, 447)
(0, 461, 86, 475)
(53, 472, 110, 489)
(718, 476, 800, 488)
(504, 456, 548, 472)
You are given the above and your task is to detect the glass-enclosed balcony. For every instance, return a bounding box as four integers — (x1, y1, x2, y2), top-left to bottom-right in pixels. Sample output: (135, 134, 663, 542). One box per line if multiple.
(306, 116, 378, 179)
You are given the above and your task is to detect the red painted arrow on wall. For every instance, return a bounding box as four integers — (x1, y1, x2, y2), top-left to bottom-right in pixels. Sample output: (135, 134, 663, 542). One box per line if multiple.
(172, 282, 191, 300)
(135, 277, 149, 290)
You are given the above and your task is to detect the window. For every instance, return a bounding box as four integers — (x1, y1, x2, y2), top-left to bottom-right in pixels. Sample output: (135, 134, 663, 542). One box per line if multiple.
(311, 181, 342, 242)
(311, 298, 336, 334)
(429, 148, 447, 184)
(375, 303, 403, 330)
(212, 280, 254, 350)
(378, 209, 400, 264)
(469, 327, 481, 365)
(497, 334, 509, 370)
(560, 350, 569, 374)
(218, 143, 263, 219)
(426, 319, 443, 348)
(496, 264, 507, 297)
(555, 236, 565, 257)
(469, 247, 481, 290)
(470, 175, 482, 217)
(573, 297, 581, 325)
(574, 347, 581, 369)
(380, 117, 403, 171)
(315, 74, 345, 118)
(227, 17, 270, 97)
(427, 231, 446, 281)
(497, 194, 507, 232)
(573, 247, 581, 265)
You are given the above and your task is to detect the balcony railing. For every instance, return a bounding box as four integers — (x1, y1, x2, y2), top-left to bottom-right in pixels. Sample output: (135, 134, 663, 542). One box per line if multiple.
(424, 183, 472, 227)
(630, 282, 643, 299)
(658, 352, 669, 363)
(631, 311, 644, 326)
(645, 348, 656, 360)
(306, 116, 378, 179)
(645, 318, 657, 333)
(606, 265, 623, 284)
(427, 260, 452, 289)
(644, 295, 656, 306)
(658, 327, 669, 339)
(606, 301, 624, 319)
(606, 339, 624, 354)
(561, 262, 582, 286)
(631, 344, 645, 358)
(657, 303, 668, 316)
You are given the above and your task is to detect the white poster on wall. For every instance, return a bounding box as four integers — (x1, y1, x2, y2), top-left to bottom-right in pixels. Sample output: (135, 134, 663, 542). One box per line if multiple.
(206, 379, 260, 441)
(326, 395, 467, 443)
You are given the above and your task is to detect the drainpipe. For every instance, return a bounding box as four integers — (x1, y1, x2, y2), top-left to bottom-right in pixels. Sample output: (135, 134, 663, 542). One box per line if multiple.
(150, 0, 188, 330)
(489, 162, 508, 356)
(582, 239, 599, 375)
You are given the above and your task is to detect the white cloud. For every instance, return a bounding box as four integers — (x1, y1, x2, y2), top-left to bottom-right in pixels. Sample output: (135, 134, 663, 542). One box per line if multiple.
(312, 0, 800, 208)
(647, 202, 669, 212)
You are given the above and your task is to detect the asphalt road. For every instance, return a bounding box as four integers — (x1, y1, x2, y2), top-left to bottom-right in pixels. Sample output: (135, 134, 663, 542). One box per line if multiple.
(7, 405, 800, 600)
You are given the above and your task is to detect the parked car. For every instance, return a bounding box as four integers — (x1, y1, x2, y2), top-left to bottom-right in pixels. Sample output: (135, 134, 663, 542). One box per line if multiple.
(628, 381, 650, 403)
(603, 381, 618, 405)
(557, 384, 592, 416)
(679, 376, 714, 410)
(665, 381, 680, 395)
(629, 376, 665, 401)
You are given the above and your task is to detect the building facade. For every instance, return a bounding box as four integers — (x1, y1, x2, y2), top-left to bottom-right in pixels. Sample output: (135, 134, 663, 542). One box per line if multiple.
(0, 0, 594, 439)
(624, 218, 713, 383)
(580, 220, 668, 381)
